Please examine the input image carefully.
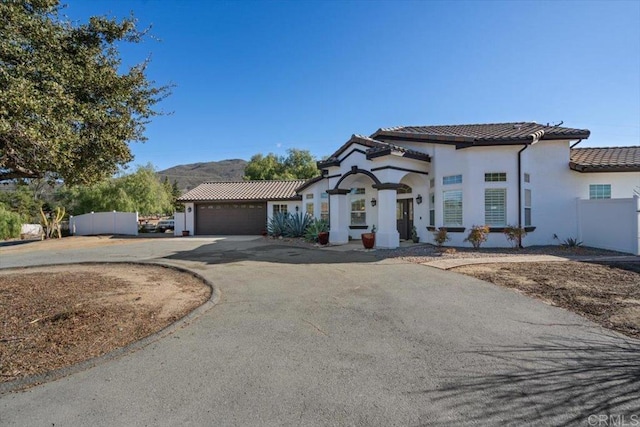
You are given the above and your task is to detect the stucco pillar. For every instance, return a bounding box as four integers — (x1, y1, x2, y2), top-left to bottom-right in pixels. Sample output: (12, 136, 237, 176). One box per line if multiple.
(328, 189, 350, 245)
(374, 184, 400, 249)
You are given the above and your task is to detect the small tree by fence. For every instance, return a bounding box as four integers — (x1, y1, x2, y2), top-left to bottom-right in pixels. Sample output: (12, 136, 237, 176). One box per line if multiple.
(0, 205, 22, 240)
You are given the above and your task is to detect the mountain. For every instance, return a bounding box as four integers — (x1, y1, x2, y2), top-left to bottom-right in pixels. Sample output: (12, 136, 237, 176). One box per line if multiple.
(157, 159, 247, 192)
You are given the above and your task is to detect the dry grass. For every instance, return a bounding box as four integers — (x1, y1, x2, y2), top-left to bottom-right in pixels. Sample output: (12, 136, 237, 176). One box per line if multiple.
(0, 264, 209, 383)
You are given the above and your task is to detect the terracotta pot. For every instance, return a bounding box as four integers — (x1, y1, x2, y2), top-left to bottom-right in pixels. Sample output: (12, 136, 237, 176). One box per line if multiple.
(182, 230, 190, 237)
(318, 231, 329, 245)
(361, 233, 375, 249)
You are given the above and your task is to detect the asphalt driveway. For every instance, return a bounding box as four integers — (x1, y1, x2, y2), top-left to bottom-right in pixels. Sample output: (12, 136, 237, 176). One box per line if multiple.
(1, 237, 638, 426)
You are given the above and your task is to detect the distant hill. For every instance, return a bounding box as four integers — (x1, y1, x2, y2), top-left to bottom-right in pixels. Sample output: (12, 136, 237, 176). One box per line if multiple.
(157, 159, 247, 192)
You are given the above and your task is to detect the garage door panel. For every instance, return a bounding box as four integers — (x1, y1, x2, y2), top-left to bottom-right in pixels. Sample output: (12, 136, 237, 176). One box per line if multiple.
(196, 203, 266, 235)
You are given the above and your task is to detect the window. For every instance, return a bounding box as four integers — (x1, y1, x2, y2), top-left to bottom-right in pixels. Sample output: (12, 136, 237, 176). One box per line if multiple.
(273, 204, 288, 215)
(485, 172, 507, 182)
(429, 193, 435, 226)
(320, 193, 329, 221)
(305, 194, 314, 216)
(350, 188, 366, 225)
(443, 175, 462, 185)
(589, 184, 611, 199)
(524, 173, 530, 183)
(397, 184, 412, 194)
(443, 190, 463, 226)
(485, 189, 506, 226)
(524, 189, 532, 226)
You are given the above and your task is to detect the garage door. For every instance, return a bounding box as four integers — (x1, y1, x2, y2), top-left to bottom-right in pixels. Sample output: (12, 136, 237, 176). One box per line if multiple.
(196, 202, 266, 235)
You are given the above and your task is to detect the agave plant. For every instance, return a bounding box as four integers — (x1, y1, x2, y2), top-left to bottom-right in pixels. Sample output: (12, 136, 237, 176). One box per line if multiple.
(284, 212, 313, 238)
(267, 212, 289, 237)
(304, 218, 329, 242)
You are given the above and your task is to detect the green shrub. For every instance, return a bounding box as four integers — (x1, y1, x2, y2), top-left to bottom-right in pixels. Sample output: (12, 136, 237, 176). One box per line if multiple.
(284, 212, 312, 238)
(0, 205, 23, 240)
(267, 212, 289, 237)
(562, 237, 583, 248)
(304, 218, 329, 242)
(464, 225, 490, 249)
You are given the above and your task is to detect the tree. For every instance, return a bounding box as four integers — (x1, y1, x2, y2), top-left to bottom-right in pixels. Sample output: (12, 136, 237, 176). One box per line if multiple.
(0, 181, 42, 222)
(57, 164, 173, 215)
(243, 149, 319, 180)
(0, 0, 170, 184)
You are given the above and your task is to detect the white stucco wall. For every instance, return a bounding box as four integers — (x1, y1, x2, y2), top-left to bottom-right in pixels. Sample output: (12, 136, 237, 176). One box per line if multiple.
(266, 201, 302, 221)
(572, 171, 640, 199)
(577, 196, 640, 255)
(175, 203, 195, 236)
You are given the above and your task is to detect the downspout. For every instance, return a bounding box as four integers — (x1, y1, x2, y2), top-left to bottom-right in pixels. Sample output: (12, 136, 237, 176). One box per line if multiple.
(570, 139, 583, 149)
(517, 130, 545, 248)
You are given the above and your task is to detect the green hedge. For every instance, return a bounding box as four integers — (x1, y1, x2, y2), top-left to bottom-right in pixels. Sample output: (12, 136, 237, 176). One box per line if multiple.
(0, 205, 22, 240)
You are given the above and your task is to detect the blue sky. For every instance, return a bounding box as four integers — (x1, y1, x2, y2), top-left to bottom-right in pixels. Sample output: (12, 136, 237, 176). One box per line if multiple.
(63, 0, 640, 171)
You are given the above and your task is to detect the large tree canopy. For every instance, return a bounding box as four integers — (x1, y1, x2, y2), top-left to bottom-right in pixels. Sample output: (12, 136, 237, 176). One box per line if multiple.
(56, 164, 174, 215)
(244, 149, 319, 180)
(0, 0, 170, 184)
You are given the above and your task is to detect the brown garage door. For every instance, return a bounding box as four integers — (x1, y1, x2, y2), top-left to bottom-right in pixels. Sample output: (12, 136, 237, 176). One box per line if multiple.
(195, 202, 266, 235)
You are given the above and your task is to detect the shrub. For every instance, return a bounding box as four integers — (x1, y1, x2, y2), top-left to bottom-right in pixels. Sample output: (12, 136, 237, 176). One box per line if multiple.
(304, 218, 329, 242)
(432, 227, 450, 247)
(0, 205, 22, 240)
(464, 225, 490, 249)
(503, 225, 527, 248)
(562, 237, 583, 248)
(411, 225, 419, 243)
(285, 212, 312, 238)
(267, 212, 289, 237)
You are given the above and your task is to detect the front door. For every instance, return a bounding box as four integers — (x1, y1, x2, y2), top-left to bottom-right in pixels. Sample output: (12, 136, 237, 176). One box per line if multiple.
(396, 199, 413, 240)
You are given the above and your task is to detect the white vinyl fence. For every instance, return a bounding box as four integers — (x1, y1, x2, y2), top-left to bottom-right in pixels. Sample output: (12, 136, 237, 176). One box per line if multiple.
(70, 211, 138, 236)
(577, 196, 640, 255)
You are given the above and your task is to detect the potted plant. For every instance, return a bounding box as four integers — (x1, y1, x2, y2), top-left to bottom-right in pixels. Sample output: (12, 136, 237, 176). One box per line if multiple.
(304, 218, 329, 245)
(361, 224, 376, 249)
(411, 225, 419, 243)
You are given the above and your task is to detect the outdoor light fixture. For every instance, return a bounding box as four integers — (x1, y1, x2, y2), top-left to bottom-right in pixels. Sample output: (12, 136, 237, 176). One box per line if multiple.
(416, 194, 423, 205)
(295, 206, 299, 212)
(371, 198, 377, 207)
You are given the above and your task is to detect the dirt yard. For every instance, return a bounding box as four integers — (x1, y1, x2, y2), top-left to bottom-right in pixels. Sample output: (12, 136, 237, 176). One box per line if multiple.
(452, 261, 640, 339)
(0, 263, 210, 383)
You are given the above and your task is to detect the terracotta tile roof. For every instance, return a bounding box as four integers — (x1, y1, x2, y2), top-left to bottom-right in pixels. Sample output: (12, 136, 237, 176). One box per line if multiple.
(372, 122, 590, 146)
(570, 146, 640, 172)
(318, 134, 430, 168)
(178, 180, 306, 202)
(295, 175, 325, 193)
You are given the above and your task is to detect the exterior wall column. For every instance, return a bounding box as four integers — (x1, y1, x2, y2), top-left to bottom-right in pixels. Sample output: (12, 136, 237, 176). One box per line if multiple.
(373, 183, 400, 249)
(327, 189, 350, 245)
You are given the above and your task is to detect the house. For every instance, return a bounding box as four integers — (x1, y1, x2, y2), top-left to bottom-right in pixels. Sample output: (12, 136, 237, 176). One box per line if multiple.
(177, 180, 305, 235)
(178, 122, 640, 253)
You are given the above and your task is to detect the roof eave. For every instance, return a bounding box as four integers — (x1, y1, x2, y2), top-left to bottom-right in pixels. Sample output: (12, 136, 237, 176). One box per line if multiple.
(569, 163, 640, 173)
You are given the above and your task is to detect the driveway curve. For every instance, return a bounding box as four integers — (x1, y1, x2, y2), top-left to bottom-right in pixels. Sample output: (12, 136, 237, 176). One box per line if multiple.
(1, 237, 638, 426)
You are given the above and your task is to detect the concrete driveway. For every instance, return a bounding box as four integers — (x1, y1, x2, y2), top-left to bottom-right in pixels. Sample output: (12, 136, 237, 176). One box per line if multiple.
(1, 237, 638, 426)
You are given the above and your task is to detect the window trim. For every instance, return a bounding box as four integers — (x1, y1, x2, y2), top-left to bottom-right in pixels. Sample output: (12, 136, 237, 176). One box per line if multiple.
(589, 184, 611, 200)
(484, 172, 507, 182)
(443, 174, 462, 185)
